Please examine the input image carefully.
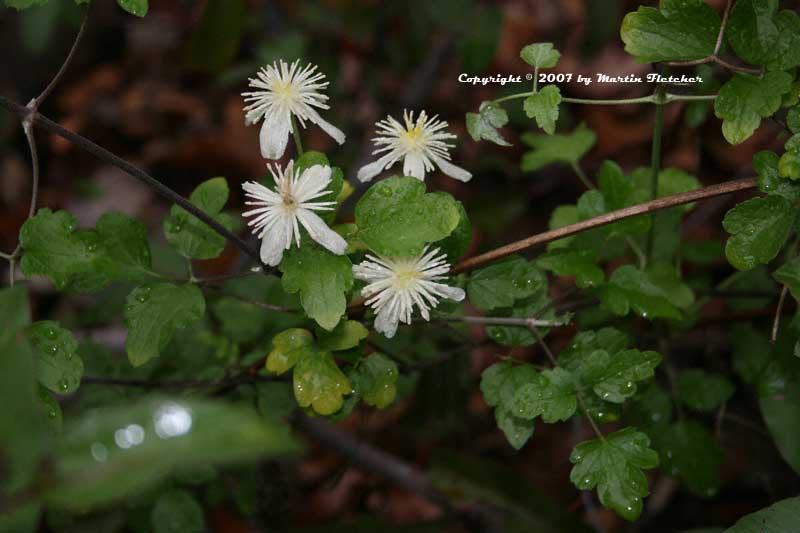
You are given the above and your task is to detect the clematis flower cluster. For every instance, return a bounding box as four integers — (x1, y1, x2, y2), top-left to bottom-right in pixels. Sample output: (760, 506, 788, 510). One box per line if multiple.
(241, 60, 469, 337)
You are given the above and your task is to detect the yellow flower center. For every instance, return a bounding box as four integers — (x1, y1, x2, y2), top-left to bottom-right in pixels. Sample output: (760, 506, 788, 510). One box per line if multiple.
(400, 124, 425, 151)
(394, 267, 420, 289)
(273, 81, 297, 101)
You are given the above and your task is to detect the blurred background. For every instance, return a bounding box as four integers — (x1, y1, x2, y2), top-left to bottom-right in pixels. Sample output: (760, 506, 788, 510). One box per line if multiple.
(1, 1, 799, 532)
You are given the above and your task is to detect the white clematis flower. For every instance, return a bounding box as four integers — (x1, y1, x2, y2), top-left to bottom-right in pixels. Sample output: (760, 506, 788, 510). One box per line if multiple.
(357, 109, 472, 183)
(242, 161, 347, 266)
(242, 60, 346, 160)
(353, 246, 465, 338)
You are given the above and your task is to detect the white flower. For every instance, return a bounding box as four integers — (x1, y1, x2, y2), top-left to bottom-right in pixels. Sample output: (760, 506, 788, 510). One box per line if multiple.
(242, 161, 347, 266)
(353, 246, 465, 338)
(242, 60, 346, 160)
(357, 110, 472, 183)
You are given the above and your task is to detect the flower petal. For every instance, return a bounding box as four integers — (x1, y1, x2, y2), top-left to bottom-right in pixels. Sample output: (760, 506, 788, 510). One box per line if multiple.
(357, 152, 397, 183)
(296, 209, 348, 255)
(305, 107, 346, 145)
(403, 152, 426, 180)
(259, 110, 292, 160)
(260, 226, 288, 266)
(436, 284, 465, 302)
(432, 154, 472, 182)
(374, 306, 399, 339)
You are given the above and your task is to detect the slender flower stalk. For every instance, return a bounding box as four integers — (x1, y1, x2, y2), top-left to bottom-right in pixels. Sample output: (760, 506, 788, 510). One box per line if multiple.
(357, 110, 472, 183)
(353, 246, 465, 338)
(242, 60, 345, 160)
(242, 161, 347, 266)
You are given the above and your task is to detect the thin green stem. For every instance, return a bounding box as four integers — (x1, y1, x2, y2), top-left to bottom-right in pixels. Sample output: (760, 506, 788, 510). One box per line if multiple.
(492, 92, 716, 106)
(532, 67, 539, 93)
(626, 237, 647, 270)
(576, 392, 606, 442)
(570, 161, 594, 190)
(645, 84, 666, 262)
(291, 115, 304, 157)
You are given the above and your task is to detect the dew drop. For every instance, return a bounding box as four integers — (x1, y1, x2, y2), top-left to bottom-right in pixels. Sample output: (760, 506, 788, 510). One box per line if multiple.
(45, 327, 57, 339)
(137, 293, 149, 303)
(49, 344, 58, 355)
(48, 409, 57, 419)
(58, 379, 69, 392)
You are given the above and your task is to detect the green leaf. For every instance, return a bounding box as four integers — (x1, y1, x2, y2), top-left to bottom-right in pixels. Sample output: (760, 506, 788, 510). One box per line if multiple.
(726, 496, 800, 532)
(774, 257, 800, 301)
(579, 349, 662, 403)
(293, 351, 351, 415)
(184, 0, 245, 73)
(521, 123, 596, 172)
(355, 176, 461, 256)
(536, 248, 603, 288)
(435, 200, 472, 262)
(28, 321, 83, 394)
(558, 327, 630, 371)
(123, 283, 206, 367)
(754, 150, 800, 200)
(524, 85, 561, 135)
(520, 42, 561, 68)
(495, 407, 535, 450)
(714, 72, 793, 145)
(316, 320, 368, 352)
(788, 107, 800, 134)
(256, 381, 296, 422)
(19, 209, 108, 292)
(646, 261, 695, 309)
(467, 256, 545, 311)
(38, 385, 62, 435)
(723, 195, 796, 271)
(164, 177, 233, 260)
(466, 101, 511, 146)
(0, 286, 50, 495)
(677, 369, 735, 412)
(355, 353, 399, 409)
(481, 361, 537, 408)
(266, 328, 315, 375)
(45, 397, 296, 510)
(569, 427, 659, 521)
(481, 361, 540, 449)
(779, 134, 800, 180)
(628, 382, 673, 429)
(19, 210, 154, 292)
(117, 0, 147, 17)
(485, 292, 554, 347)
(759, 378, 800, 473)
(151, 490, 205, 533)
(766, 11, 800, 71)
(732, 325, 771, 385)
(726, 0, 779, 66)
(4, 0, 48, 8)
(600, 265, 682, 320)
(511, 367, 577, 422)
(651, 420, 724, 498)
(95, 212, 154, 283)
(620, 0, 720, 63)
(279, 243, 353, 331)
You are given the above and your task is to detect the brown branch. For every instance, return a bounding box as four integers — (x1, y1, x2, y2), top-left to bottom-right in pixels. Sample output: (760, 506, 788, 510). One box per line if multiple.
(292, 415, 455, 511)
(452, 177, 758, 274)
(0, 94, 265, 268)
